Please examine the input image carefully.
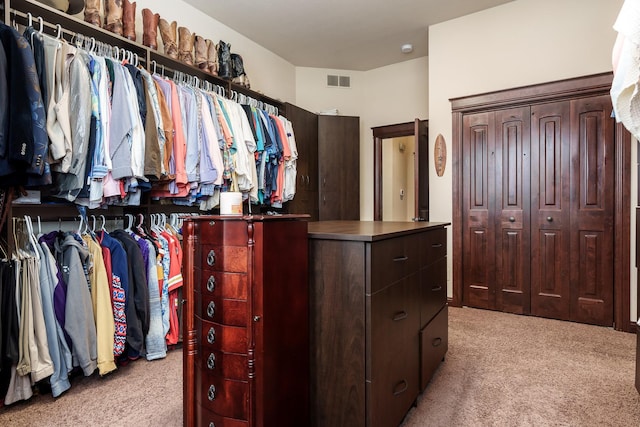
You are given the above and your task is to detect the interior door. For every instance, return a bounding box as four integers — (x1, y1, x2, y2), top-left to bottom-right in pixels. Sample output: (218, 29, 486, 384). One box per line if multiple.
(569, 95, 614, 326)
(494, 107, 531, 314)
(462, 112, 496, 310)
(530, 101, 572, 321)
(415, 119, 429, 221)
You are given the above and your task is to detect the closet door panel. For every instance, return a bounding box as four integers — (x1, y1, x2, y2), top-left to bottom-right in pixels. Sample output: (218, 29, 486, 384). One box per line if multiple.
(494, 107, 531, 314)
(462, 112, 496, 309)
(530, 102, 571, 321)
(570, 95, 614, 326)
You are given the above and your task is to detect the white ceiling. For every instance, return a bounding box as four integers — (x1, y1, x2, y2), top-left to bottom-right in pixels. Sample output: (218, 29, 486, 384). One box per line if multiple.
(182, 0, 514, 71)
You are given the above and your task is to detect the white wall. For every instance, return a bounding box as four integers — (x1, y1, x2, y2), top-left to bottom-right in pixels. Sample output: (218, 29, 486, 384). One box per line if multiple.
(296, 57, 429, 220)
(131, 0, 296, 102)
(428, 0, 629, 311)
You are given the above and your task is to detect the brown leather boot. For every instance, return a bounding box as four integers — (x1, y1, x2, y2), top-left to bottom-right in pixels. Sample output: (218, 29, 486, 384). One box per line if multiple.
(194, 35, 208, 70)
(142, 8, 160, 50)
(158, 18, 178, 59)
(84, 0, 102, 27)
(104, 0, 123, 36)
(122, 0, 136, 41)
(178, 27, 195, 66)
(206, 40, 219, 76)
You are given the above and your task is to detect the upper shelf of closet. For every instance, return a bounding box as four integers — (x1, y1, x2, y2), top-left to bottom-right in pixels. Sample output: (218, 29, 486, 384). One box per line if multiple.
(3, 0, 284, 110)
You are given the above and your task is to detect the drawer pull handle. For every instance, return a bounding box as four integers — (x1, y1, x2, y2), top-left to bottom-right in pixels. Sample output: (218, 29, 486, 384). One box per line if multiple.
(209, 423, 216, 427)
(393, 379, 408, 396)
(432, 337, 442, 347)
(207, 250, 216, 266)
(393, 256, 409, 262)
(208, 384, 216, 401)
(207, 327, 216, 344)
(207, 301, 216, 318)
(207, 353, 216, 370)
(206, 276, 216, 292)
(432, 285, 443, 292)
(431, 243, 443, 248)
(393, 311, 408, 321)
(509, 216, 516, 223)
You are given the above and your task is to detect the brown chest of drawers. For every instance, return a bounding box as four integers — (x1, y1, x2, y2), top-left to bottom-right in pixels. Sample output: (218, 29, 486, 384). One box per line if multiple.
(183, 215, 309, 427)
(308, 221, 449, 427)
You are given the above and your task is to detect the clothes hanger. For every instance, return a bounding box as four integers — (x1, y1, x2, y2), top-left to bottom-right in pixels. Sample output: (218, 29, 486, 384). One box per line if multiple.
(23, 215, 40, 260)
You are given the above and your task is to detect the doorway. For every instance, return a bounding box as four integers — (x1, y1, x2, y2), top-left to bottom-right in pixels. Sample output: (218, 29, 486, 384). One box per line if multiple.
(373, 119, 429, 221)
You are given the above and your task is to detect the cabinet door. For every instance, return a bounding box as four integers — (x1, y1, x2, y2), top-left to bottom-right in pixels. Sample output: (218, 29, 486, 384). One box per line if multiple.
(461, 112, 496, 309)
(494, 107, 531, 314)
(318, 115, 360, 220)
(284, 103, 319, 220)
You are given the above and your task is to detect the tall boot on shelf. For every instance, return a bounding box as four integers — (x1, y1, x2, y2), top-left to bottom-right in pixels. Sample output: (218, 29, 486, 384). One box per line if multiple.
(142, 8, 160, 50)
(158, 18, 178, 59)
(122, 0, 136, 41)
(217, 40, 231, 80)
(104, 0, 123, 36)
(178, 27, 195, 66)
(231, 53, 250, 88)
(194, 35, 208, 70)
(84, 0, 102, 27)
(206, 39, 219, 76)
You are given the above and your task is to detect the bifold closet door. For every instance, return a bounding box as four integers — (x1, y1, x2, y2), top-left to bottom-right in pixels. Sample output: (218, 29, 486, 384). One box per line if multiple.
(494, 107, 531, 315)
(461, 111, 496, 310)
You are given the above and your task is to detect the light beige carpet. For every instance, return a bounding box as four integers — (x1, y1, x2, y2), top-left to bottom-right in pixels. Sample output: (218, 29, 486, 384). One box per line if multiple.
(1, 306, 639, 426)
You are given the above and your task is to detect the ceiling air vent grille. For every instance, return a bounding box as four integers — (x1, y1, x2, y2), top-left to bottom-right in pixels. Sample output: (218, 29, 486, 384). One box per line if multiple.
(327, 74, 351, 88)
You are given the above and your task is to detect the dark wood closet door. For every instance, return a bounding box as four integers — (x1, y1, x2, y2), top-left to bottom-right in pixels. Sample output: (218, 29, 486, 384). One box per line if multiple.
(569, 95, 614, 326)
(461, 112, 496, 310)
(530, 101, 572, 321)
(494, 107, 531, 314)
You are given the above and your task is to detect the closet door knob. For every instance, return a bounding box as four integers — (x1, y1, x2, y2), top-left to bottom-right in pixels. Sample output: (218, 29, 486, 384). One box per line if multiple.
(207, 301, 216, 318)
(207, 353, 216, 370)
(206, 276, 216, 292)
(207, 250, 216, 266)
(208, 385, 216, 401)
(207, 327, 216, 344)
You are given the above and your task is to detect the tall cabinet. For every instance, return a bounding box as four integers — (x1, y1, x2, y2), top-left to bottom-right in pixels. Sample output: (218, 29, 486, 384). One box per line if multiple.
(451, 72, 632, 329)
(182, 215, 309, 427)
(285, 103, 360, 221)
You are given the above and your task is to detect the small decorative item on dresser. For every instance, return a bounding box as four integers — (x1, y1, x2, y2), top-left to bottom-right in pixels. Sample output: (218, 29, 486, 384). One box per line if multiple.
(122, 0, 136, 41)
(206, 39, 219, 76)
(83, 0, 101, 27)
(194, 35, 208, 70)
(178, 27, 195, 65)
(217, 40, 231, 79)
(158, 18, 178, 59)
(142, 8, 159, 50)
(104, 0, 123, 36)
(231, 53, 250, 88)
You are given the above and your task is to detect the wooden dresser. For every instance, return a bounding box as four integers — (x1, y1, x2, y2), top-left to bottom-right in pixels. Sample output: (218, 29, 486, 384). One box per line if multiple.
(308, 221, 449, 427)
(182, 215, 309, 427)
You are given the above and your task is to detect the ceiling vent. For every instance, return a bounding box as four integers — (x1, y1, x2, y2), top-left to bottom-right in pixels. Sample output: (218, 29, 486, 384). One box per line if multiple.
(327, 74, 351, 88)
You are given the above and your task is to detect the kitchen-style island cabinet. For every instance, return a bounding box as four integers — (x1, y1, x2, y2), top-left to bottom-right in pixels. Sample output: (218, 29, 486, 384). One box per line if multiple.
(308, 221, 449, 427)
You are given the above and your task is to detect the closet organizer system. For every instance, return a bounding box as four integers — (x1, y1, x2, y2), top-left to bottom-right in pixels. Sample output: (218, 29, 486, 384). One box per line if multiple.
(0, 0, 304, 408)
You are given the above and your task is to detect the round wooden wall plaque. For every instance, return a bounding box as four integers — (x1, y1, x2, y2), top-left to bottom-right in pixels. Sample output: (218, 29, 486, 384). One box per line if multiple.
(434, 134, 447, 177)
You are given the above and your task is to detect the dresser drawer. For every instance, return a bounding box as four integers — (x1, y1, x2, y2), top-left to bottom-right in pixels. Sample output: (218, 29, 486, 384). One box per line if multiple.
(196, 348, 248, 381)
(198, 271, 248, 300)
(420, 257, 447, 327)
(195, 289, 247, 327)
(420, 305, 448, 391)
(197, 317, 248, 354)
(202, 245, 248, 273)
(197, 404, 249, 427)
(420, 228, 447, 266)
(198, 219, 249, 247)
(196, 370, 249, 421)
(369, 234, 420, 294)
